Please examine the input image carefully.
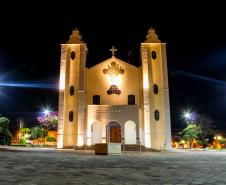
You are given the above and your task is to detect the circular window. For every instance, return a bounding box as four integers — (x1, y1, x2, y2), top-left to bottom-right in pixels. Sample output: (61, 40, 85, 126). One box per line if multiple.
(69, 111, 74, 122)
(153, 84, 158, 94)
(151, 51, 157, 60)
(154, 110, 160, 121)
(71, 51, 76, 60)
(69, 86, 75, 95)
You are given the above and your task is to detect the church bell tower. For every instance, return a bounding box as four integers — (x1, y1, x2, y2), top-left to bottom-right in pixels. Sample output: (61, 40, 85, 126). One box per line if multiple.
(57, 28, 87, 148)
(140, 28, 171, 150)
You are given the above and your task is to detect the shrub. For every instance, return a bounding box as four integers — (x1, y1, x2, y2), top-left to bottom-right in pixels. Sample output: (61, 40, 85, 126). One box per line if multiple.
(46, 136, 56, 142)
(19, 137, 27, 145)
(197, 139, 208, 148)
(219, 139, 226, 145)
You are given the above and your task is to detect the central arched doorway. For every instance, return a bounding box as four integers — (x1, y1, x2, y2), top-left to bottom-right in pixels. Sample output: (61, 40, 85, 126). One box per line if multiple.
(106, 121, 121, 143)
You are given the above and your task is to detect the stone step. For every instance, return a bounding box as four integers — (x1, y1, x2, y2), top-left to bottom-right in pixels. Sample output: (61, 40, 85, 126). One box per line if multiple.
(121, 144, 158, 152)
(71, 144, 159, 152)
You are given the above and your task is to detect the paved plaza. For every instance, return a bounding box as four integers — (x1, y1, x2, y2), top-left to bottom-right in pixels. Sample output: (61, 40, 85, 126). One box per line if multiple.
(0, 146, 226, 185)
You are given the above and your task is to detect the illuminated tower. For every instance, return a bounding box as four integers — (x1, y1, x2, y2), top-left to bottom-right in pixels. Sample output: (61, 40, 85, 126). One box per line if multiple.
(141, 28, 171, 150)
(57, 28, 87, 148)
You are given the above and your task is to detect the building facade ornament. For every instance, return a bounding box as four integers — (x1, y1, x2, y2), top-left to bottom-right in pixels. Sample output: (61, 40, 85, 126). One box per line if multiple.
(67, 28, 83, 44)
(145, 27, 161, 43)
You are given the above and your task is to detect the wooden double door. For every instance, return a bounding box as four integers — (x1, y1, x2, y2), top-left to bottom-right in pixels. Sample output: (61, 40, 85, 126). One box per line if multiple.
(106, 121, 121, 143)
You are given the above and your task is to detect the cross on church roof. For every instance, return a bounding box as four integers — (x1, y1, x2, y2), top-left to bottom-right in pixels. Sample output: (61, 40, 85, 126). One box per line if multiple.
(110, 46, 117, 56)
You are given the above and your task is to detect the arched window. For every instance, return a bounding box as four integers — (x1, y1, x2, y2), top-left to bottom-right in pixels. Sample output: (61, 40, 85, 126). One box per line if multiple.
(69, 111, 74, 122)
(128, 94, 135, 105)
(154, 110, 160, 121)
(153, 84, 158, 94)
(69, 85, 75, 95)
(71, 51, 76, 60)
(93, 95, 100, 105)
(151, 51, 157, 60)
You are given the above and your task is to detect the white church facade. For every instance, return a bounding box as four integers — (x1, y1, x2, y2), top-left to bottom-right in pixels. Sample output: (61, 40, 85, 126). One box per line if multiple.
(57, 28, 172, 150)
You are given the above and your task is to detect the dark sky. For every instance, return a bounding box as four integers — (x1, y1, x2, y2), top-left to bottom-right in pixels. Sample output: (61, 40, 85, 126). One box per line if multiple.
(0, 1, 226, 130)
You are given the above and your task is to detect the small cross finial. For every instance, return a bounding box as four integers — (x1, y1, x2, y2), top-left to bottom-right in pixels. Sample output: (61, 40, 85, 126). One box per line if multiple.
(110, 46, 117, 56)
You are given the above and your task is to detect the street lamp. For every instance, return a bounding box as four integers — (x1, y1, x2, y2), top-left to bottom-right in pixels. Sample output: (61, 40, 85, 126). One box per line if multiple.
(43, 108, 50, 116)
(183, 111, 191, 124)
(42, 107, 51, 116)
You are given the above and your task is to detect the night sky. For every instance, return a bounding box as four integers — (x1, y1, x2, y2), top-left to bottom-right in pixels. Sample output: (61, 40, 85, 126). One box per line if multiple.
(0, 2, 226, 130)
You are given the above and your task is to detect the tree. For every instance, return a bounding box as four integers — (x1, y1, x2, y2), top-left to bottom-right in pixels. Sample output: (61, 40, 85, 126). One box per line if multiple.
(190, 113, 216, 147)
(195, 114, 216, 139)
(19, 127, 30, 133)
(0, 116, 12, 137)
(180, 124, 200, 148)
(30, 126, 48, 144)
(183, 112, 217, 148)
(0, 116, 12, 145)
(18, 127, 31, 144)
(37, 111, 58, 131)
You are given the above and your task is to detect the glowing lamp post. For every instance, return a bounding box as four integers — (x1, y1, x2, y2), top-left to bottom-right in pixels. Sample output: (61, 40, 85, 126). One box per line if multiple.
(183, 111, 191, 124)
(43, 109, 50, 116)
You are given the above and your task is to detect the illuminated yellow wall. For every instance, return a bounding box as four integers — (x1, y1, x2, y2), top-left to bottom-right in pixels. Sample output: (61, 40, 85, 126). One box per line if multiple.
(148, 43, 167, 149)
(86, 57, 140, 106)
(57, 29, 87, 148)
(140, 28, 171, 150)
